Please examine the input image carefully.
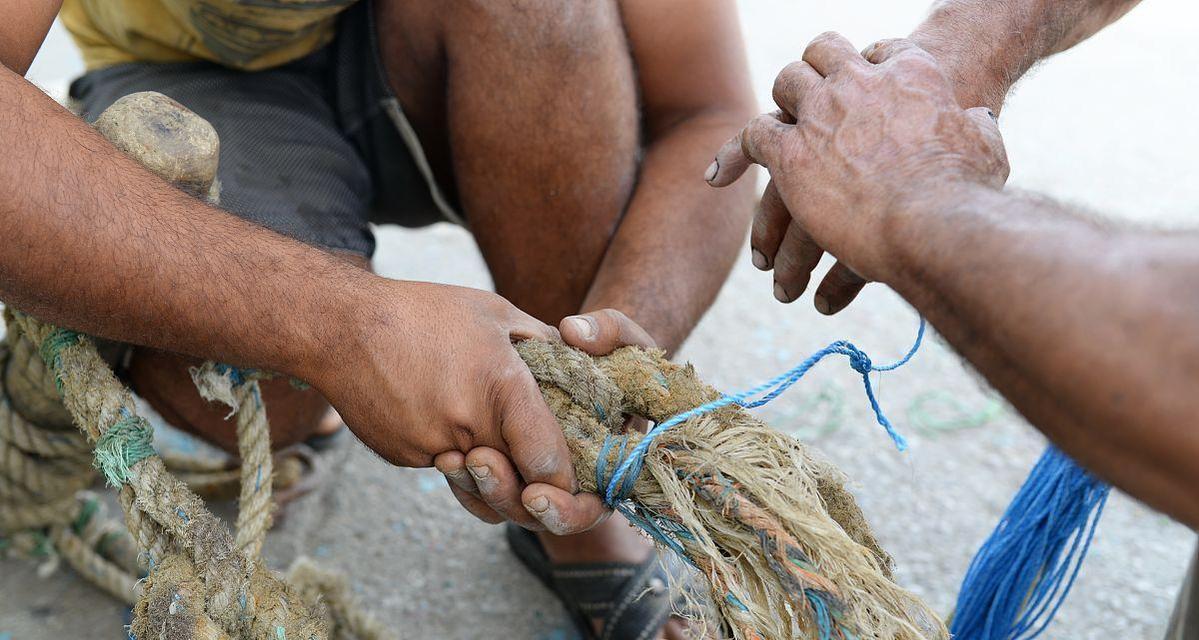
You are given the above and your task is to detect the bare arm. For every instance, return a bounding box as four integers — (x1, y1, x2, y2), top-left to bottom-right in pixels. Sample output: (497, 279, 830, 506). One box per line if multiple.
(890, 185, 1199, 527)
(905, 0, 1143, 112)
(0, 16, 596, 527)
(582, 0, 757, 353)
(0, 0, 59, 74)
(712, 35, 1199, 527)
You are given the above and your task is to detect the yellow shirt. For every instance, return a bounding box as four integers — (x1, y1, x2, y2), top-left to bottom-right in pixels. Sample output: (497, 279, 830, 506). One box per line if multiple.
(60, 0, 357, 71)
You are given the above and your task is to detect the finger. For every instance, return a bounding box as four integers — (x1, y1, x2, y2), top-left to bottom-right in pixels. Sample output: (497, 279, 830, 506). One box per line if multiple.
(560, 308, 656, 356)
(814, 261, 869, 315)
(862, 37, 925, 64)
(708, 111, 791, 187)
(964, 106, 1010, 186)
(446, 479, 505, 524)
(751, 180, 792, 271)
(507, 316, 560, 343)
(772, 60, 822, 118)
(772, 222, 825, 303)
(495, 352, 576, 493)
(434, 450, 479, 495)
(803, 31, 868, 77)
(465, 446, 546, 531)
(522, 482, 610, 536)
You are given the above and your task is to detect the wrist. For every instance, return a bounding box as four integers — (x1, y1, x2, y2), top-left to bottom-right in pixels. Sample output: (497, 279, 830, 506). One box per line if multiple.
(881, 179, 1001, 290)
(276, 267, 395, 387)
(910, 33, 1010, 113)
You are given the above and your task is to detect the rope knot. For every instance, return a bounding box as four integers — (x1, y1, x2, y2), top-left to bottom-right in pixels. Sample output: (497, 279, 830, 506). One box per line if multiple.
(846, 348, 872, 374)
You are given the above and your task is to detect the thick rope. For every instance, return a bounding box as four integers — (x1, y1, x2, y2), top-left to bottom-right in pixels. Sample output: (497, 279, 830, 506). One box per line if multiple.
(0, 310, 390, 639)
(517, 338, 945, 640)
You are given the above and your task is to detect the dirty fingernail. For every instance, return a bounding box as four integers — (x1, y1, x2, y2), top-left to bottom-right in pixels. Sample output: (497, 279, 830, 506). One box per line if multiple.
(773, 282, 792, 303)
(526, 495, 549, 513)
(444, 469, 474, 491)
(752, 249, 769, 270)
(526, 497, 561, 531)
(704, 160, 719, 182)
(467, 464, 491, 480)
(814, 295, 832, 314)
(564, 315, 597, 340)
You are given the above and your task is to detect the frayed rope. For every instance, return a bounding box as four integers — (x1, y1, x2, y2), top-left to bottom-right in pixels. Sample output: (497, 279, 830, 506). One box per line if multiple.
(595, 317, 925, 640)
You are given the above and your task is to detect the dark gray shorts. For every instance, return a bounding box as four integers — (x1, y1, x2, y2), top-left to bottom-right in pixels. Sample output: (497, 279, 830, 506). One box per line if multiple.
(69, 1, 461, 257)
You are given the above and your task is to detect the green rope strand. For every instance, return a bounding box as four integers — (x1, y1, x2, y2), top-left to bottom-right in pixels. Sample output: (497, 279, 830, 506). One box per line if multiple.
(93, 416, 155, 486)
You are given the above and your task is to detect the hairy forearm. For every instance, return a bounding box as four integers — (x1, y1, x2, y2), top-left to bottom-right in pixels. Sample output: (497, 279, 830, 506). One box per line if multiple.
(910, 0, 1142, 112)
(582, 114, 754, 352)
(0, 67, 376, 380)
(885, 184, 1199, 526)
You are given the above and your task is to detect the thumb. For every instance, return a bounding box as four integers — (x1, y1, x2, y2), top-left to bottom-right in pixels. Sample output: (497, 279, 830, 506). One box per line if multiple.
(560, 309, 656, 356)
(964, 106, 1010, 186)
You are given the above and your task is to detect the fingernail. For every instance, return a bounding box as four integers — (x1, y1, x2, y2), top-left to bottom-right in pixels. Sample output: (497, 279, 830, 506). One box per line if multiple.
(814, 295, 832, 314)
(467, 464, 491, 480)
(443, 469, 474, 491)
(526, 497, 561, 531)
(773, 282, 792, 303)
(986, 109, 997, 121)
(564, 315, 597, 341)
(526, 495, 549, 513)
(752, 249, 769, 270)
(704, 160, 719, 183)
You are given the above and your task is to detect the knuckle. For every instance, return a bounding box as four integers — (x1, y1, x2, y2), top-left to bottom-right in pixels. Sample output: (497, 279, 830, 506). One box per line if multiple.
(809, 31, 842, 48)
(773, 61, 809, 101)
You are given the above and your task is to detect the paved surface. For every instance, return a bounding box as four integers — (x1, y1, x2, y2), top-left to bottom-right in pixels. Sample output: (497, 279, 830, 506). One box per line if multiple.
(4, 2, 1198, 638)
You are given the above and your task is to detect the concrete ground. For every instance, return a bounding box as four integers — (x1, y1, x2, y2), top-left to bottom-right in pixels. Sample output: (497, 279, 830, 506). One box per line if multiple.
(4, 1, 1198, 638)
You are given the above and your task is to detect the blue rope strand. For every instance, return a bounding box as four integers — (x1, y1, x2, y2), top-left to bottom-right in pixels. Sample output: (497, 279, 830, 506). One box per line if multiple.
(950, 446, 1110, 640)
(601, 317, 925, 505)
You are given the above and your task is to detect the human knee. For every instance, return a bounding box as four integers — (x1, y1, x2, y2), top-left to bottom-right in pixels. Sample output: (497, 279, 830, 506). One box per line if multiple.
(446, 0, 623, 55)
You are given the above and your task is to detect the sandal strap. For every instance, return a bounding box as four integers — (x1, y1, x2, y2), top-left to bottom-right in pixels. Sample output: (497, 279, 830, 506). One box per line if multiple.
(599, 557, 676, 640)
(506, 523, 691, 640)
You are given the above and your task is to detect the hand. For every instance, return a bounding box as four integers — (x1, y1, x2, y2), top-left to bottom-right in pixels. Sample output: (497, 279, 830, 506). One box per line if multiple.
(708, 34, 1008, 304)
(307, 280, 594, 527)
(434, 308, 655, 534)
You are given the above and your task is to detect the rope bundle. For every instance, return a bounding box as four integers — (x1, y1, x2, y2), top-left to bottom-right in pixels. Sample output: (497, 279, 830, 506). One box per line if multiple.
(2, 311, 390, 639)
(518, 340, 947, 640)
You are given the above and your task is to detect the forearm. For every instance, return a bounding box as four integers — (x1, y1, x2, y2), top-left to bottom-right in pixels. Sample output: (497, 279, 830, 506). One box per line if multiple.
(909, 0, 1142, 112)
(582, 114, 754, 352)
(886, 184, 1199, 526)
(0, 67, 375, 380)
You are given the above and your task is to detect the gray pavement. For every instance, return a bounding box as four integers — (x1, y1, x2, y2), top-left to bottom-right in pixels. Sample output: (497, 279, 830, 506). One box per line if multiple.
(3, 2, 1197, 638)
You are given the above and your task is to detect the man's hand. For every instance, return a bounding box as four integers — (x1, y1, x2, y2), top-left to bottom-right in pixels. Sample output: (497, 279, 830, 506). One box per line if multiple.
(301, 280, 610, 529)
(708, 34, 1008, 298)
(433, 309, 654, 534)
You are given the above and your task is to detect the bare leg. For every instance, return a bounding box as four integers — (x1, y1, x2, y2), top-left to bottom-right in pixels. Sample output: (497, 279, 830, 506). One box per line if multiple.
(376, 2, 685, 637)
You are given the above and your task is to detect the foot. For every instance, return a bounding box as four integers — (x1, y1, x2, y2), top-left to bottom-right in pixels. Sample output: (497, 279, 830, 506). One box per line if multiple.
(536, 514, 697, 640)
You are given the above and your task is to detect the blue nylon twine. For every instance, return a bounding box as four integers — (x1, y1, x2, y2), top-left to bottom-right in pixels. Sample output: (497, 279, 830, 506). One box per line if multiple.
(950, 446, 1110, 640)
(600, 317, 925, 506)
